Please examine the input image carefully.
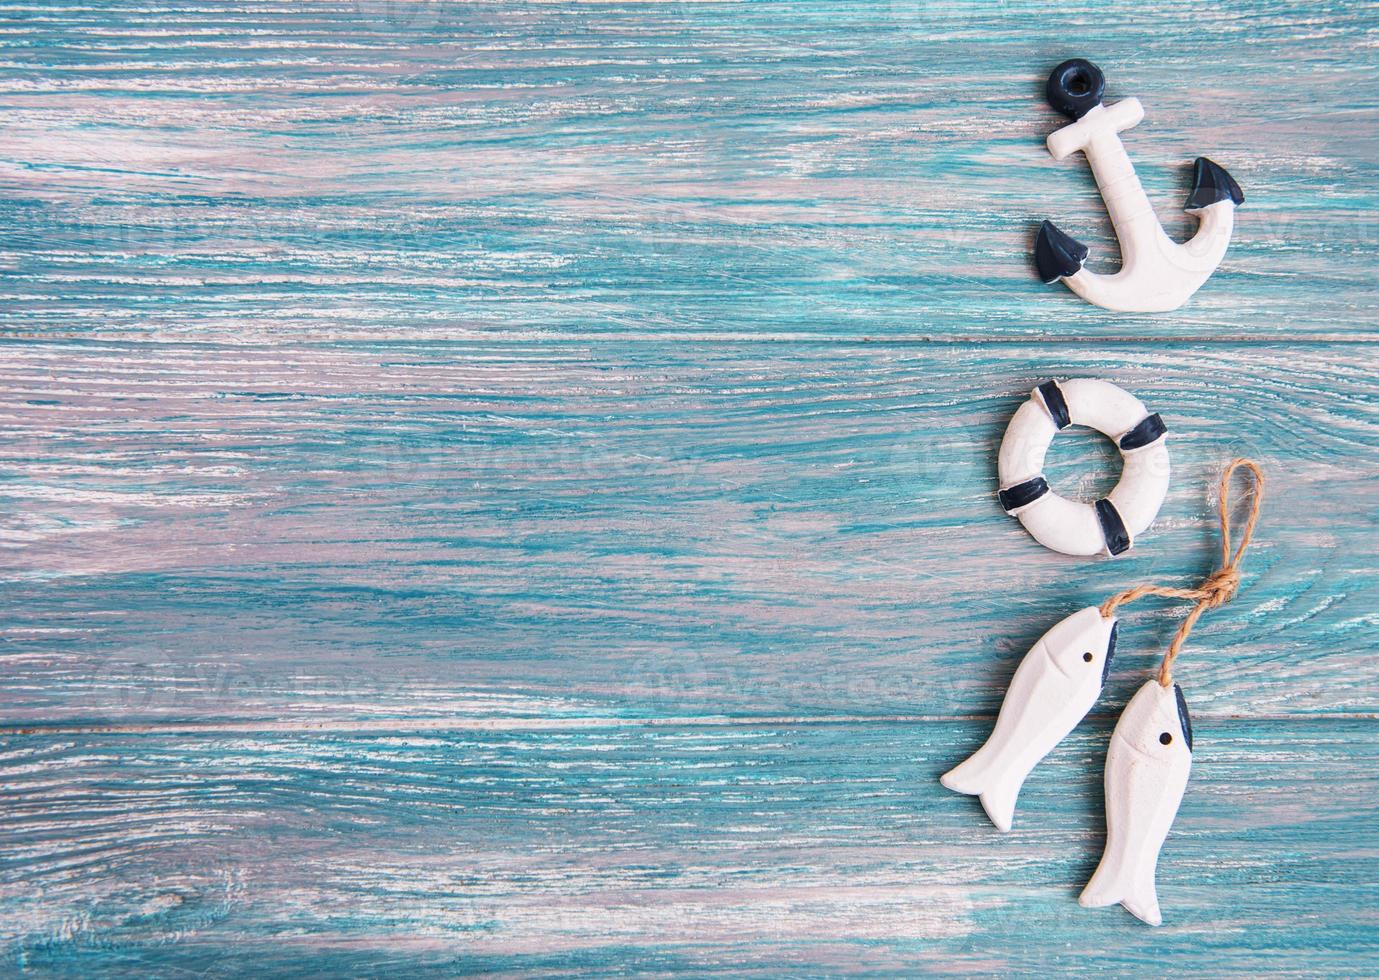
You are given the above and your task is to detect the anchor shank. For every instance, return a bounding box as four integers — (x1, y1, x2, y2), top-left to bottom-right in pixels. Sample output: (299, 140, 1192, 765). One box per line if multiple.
(1085, 130, 1158, 234)
(1046, 99, 1161, 271)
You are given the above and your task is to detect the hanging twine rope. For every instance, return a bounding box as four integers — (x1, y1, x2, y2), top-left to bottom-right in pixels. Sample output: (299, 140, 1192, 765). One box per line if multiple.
(1098, 458, 1266, 687)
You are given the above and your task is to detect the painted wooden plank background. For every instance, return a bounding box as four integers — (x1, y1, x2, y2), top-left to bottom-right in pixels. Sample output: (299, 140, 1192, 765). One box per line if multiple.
(1, 0, 1376, 342)
(4, 721, 1378, 974)
(2, 340, 1376, 724)
(1, 0, 1377, 975)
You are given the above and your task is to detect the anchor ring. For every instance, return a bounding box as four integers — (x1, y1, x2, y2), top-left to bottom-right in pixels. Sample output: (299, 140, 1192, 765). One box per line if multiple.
(997, 379, 1169, 557)
(1046, 58, 1105, 120)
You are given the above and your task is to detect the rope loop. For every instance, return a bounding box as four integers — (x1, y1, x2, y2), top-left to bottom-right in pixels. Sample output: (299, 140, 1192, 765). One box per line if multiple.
(1096, 459, 1265, 686)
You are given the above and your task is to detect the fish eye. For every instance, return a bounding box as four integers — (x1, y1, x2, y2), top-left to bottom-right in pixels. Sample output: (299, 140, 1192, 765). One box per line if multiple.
(1082, 652, 1093, 662)
(1159, 732, 1172, 745)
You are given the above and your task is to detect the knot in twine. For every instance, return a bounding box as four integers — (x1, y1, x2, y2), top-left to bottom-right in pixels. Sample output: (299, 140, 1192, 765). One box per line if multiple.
(1098, 459, 1265, 687)
(1195, 565, 1241, 610)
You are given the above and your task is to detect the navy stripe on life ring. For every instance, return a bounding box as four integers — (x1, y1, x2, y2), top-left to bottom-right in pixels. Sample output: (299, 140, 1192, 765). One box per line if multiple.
(999, 476, 1049, 513)
(1036, 381, 1071, 429)
(1119, 413, 1167, 451)
(1095, 498, 1132, 555)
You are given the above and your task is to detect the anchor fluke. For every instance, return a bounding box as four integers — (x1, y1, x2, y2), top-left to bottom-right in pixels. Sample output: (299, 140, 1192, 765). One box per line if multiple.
(1034, 220, 1088, 283)
(1185, 157, 1244, 210)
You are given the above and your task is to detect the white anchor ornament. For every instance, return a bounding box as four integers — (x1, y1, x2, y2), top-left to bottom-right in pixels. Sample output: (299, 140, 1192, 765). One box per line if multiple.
(1034, 59, 1244, 312)
(1080, 679, 1193, 926)
(941, 606, 1118, 832)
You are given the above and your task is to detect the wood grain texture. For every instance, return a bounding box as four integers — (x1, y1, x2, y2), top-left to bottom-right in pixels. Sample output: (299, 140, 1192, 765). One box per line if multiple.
(3, 1, 1378, 974)
(0, 1, 1376, 342)
(3, 721, 1377, 974)
(2, 340, 1376, 726)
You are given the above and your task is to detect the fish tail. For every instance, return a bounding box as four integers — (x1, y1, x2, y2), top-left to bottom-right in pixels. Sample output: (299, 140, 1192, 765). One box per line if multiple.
(1079, 857, 1163, 927)
(940, 749, 1023, 833)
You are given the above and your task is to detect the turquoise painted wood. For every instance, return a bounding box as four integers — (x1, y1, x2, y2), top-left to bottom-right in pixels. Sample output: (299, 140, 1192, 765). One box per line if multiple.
(1, 1, 1377, 974)
(3, 721, 1378, 974)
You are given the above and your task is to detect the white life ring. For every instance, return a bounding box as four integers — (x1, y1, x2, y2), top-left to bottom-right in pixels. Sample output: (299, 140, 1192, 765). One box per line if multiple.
(997, 379, 1169, 557)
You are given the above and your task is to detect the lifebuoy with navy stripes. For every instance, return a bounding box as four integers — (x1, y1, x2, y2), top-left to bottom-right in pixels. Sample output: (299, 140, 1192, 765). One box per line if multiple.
(997, 379, 1169, 557)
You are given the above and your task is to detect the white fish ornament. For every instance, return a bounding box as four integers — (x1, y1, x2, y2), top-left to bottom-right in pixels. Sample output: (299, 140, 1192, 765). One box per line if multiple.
(1080, 679, 1193, 926)
(941, 606, 1118, 832)
(1078, 458, 1264, 926)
